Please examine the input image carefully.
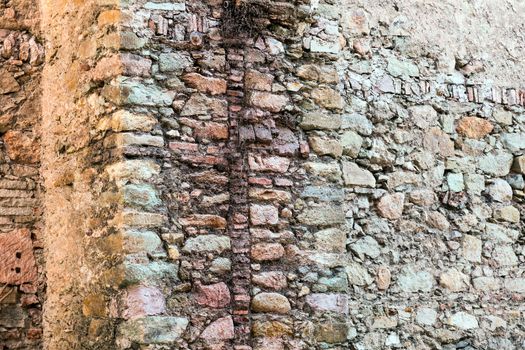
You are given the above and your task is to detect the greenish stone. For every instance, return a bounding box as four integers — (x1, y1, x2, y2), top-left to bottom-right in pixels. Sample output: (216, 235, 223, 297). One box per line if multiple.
(345, 262, 373, 286)
(317, 272, 348, 292)
(182, 235, 231, 254)
(121, 80, 174, 106)
(341, 113, 373, 135)
(123, 183, 161, 209)
(478, 151, 513, 176)
(397, 266, 435, 292)
(121, 261, 179, 286)
(301, 186, 344, 202)
(117, 316, 188, 344)
(340, 130, 363, 157)
(447, 173, 464, 192)
(158, 52, 193, 72)
(387, 57, 419, 77)
(502, 133, 525, 152)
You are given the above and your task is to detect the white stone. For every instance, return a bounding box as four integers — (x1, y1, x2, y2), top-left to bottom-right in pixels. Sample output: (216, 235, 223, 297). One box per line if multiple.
(416, 308, 437, 326)
(447, 312, 478, 330)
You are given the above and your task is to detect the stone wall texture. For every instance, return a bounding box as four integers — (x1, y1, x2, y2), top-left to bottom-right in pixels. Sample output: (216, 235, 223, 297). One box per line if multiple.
(1, 0, 525, 349)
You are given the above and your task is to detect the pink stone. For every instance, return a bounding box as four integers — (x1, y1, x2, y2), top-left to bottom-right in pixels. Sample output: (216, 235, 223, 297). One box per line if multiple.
(248, 154, 290, 173)
(122, 285, 165, 319)
(305, 293, 348, 314)
(250, 205, 279, 226)
(251, 243, 285, 262)
(200, 316, 235, 340)
(252, 271, 287, 290)
(377, 193, 405, 220)
(195, 282, 231, 308)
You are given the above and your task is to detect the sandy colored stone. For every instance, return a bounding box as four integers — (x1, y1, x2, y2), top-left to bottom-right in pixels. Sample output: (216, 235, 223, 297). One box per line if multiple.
(252, 321, 293, 337)
(0, 69, 20, 94)
(248, 91, 289, 112)
(376, 266, 391, 290)
(182, 73, 227, 95)
(251, 292, 291, 314)
(311, 86, 344, 110)
(456, 117, 494, 139)
(179, 215, 227, 229)
(3, 131, 39, 164)
(251, 243, 285, 261)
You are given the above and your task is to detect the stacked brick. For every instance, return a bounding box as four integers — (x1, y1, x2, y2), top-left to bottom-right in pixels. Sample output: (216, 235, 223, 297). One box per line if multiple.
(0, 2, 44, 348)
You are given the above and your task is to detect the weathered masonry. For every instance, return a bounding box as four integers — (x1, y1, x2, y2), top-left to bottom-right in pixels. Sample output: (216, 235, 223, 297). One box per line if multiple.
(1, 0, 525, 349)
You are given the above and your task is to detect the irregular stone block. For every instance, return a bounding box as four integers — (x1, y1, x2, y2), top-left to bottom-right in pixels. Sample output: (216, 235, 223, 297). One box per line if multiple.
(250, 205, 279, 225)
(122, 286, 166, 319)
(121, 80, 174, 106)
(195, 282, 231, 308)
(297, 204, 345, 226)
(247, 91, 289, 112)
(251, 243, 285, 261)
(249, 154, 290, 173)
(447, 312, 478, 330)
(158, 52, 192, 72)
(462, 235, 482, 263)
(314, 228, 346, 253)
(479, 151, 513, 176)
(456, 117, 494, 139)
(182, 235, 231, 254)
(377, 193, 405, 220)
(300, 112, 341, 130)
(397, 266, 434, 292)
(252, 320, 293, 337)
(117, 316, 188, 344)
(305, 293, 348, 314)
(342, 162, 375, 187)
(309, 136, 342, 158)
(311, 86, 344, 110)
(200, 316, 234, 340)
(252, 271, 287, 290)
(179, 214, 227, 229)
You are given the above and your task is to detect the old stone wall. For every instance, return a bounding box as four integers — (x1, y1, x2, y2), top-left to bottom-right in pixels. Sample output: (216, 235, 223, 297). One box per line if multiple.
(2, 0, 525, 349)
(0, 0, 44, 348)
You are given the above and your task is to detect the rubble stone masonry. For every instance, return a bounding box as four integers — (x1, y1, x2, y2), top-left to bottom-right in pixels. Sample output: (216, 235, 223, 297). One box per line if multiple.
(1, 0, 525, 349)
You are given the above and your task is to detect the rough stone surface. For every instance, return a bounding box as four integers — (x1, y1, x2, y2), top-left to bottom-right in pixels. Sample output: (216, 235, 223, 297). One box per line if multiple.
(11, 0, 525, 348)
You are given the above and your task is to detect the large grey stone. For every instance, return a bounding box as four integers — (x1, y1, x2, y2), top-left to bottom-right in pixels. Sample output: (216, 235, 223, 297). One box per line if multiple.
(342, 162, 376, 187)
(121, 80, 174, 106)
(300, 112, 341, 130)
(158, 52, 193, 72)
(182, 235, 231, 254)
(397, 266, 435, 292)
(297, 204, 345, 226)
(501, 133, 525, 152)
(478, 151, 513, 176)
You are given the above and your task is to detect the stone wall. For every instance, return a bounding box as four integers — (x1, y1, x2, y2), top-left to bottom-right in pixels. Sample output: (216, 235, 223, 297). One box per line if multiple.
(0, 1, 44, 348)
(2, 0, 525, 349)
